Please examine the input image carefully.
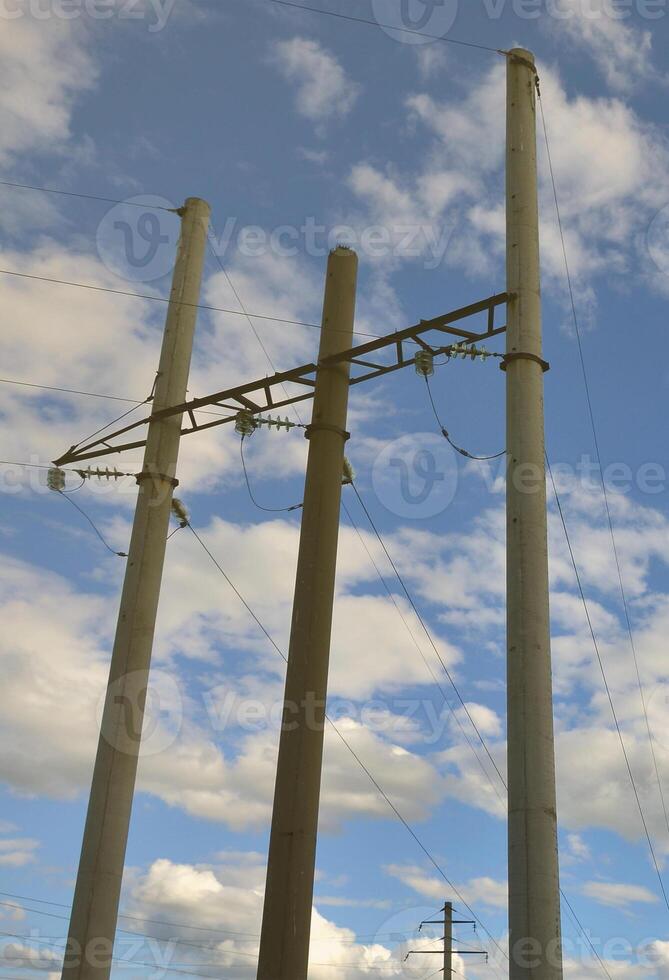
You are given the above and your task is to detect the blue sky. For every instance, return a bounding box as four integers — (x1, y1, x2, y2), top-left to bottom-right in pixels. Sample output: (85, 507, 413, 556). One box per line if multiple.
(2, 1, 669, 977)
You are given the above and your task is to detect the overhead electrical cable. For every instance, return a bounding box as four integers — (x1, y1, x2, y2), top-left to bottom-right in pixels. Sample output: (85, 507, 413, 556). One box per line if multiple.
(546, 456, 669, 914)
(539, 86, 669, 871)
(183, 520, 507, 962)
(265, 0, 505, 53)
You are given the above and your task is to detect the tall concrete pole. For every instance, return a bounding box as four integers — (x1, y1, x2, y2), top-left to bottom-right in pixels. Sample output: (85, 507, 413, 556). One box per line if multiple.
(505, 50, 562, 978)
(61, 197, 211, 980)
(256, 246, 358, 980)
(444, 902, 452, 980)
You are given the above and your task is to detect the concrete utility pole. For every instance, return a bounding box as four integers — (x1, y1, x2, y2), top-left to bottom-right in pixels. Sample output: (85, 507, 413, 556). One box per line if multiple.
(444, 901, 453, 979)
(256, 246, 358, 980)
(505, 49, 563, 978)
(61, 197, 211, 980)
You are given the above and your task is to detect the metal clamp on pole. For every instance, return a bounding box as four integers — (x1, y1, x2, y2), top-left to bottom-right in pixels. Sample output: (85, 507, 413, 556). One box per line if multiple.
(304, 422, 350, 441)
(500, 351, 550, 372)
(134, 471, 180, 487)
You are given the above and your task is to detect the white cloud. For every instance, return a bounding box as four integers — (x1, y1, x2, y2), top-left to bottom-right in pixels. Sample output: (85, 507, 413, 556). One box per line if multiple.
(384, 862, 508, 911)
(581, 879, 659, 909)
(125, 853, 408, 979)
(0, 14, 96, 166)
(0, 834, 39, 867)
(544, 0, 656, 92)
(0, 536, 450, 831)
(271, 37, 360, 127)
(565, 832, 591, 863)
(348, 60, 669, 320)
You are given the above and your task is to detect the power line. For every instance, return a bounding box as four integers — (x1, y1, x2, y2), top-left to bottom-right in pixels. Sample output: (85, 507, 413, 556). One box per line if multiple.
(0, 892, 444, 946)
(183, 520, 507, 961)
(0, 930, 239, 980)
(0, 912, 411, 973)
(424, 373, 505, 461)
(0, 267, 381, 337)
(539, 90, 669, 873)
(265, 0, 505, 53)
(207, 237, 293, 375)
(0, 376, 236, 422)
(239, 436, 303, 513)
(348, 479, 616, 978)
(215, 258, 508, 943)
(341, 497, 506, 808)
(349, 480, 507, 789)
(0, 179, 173, 210)
(546, 456, 669, 915)
(0, 376, 142, 403)
(52, 488, 128, 558)
(199, 255, 508, 954)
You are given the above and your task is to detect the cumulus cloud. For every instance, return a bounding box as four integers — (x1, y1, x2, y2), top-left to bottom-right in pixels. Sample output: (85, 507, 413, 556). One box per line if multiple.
(271, 37, 360, 128)
(347, 60, 669, 322)
(0, 833, 39, 868)
(581, 879, 659, 909)
(124, 853, 410, 979)
(384, 862, 508, 911)
(543, 0, 658, 92)
(0, 13, 96, 166)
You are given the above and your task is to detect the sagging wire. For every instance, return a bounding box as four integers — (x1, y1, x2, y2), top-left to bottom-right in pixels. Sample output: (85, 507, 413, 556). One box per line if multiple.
(415, 351, 505, 461)
(235, 408, 305, 514)
(47, 467, 127, 558)
(239, 436, 304, 514)
(236, 410, 355, 515)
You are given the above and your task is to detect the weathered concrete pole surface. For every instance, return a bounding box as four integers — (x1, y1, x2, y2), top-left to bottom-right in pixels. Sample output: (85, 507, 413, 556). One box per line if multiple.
(505, 49, 563, 979)
(444, 902, 453, 980)
(256, 247, 358, 980)
(62, 197, 211, 980)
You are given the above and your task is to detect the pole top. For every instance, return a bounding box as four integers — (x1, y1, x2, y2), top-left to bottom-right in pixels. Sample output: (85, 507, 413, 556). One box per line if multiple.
(182, 196, 212, 215)
(330, 244, 357, 257)
(508, 46, 535, 65)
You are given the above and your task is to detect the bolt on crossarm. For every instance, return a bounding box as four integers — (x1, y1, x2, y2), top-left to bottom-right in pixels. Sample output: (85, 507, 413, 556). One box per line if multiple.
(505, 48, 563, 978)
(60, 197, 211, 980)
(256, 246, 358, 980)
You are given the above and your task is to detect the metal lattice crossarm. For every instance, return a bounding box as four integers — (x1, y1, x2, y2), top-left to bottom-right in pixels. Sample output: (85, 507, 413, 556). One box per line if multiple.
(53, 292, 508, 466)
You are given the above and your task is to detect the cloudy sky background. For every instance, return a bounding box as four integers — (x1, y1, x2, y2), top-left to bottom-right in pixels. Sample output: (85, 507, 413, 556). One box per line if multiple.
(2, 0, 669, 977)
